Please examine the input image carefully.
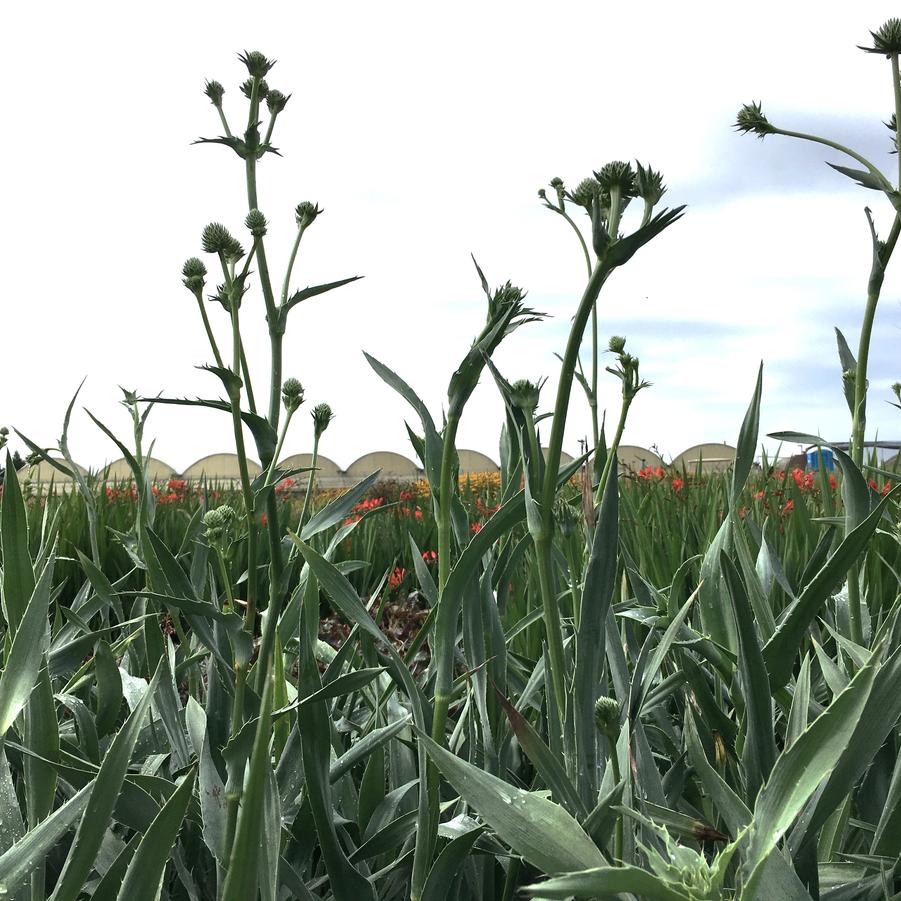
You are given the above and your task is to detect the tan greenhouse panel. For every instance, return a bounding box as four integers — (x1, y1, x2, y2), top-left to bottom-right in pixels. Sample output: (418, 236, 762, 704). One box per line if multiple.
(671, 443, 737, 473)
(616, 445, 664, 474)
(101, 457, 176, 481)
(182, 453, 262, 481)
(457, 449, 499, 473)
(18, 457, 88, 486)
(345, 451, 421, 480)
(278, 453, 345, 488)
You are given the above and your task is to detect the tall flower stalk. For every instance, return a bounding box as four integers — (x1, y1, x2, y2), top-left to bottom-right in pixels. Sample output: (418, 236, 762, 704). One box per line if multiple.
(736, 17, 901, 642)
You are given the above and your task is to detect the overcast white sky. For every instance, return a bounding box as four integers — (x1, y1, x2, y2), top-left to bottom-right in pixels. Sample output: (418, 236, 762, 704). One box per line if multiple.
(3, 3, 901, 472)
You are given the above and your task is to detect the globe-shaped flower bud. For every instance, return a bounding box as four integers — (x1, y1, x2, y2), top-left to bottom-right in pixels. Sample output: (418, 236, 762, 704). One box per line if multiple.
(862, 18, 901, 55)
(266, 89, 290, 114)
(240, 78, 270, 100)
(735, 102, 776, 138)
(594, 696, 620, 739)
(295, 202, 322, 228)
(510, 378, 543, 413)
(204, 80, 225, 107)
(571, 177, 602, 211)
(312, 402, 334, 437)
(245, 209, 268, 238)
(608, 335, 626, 355)
(202, 223, 237, 255)
(595, 161, 637, 197)
(282, 378, 305, 413)
(239, 50, 276, 79)
(549, 177, 564, 190)
(182, 257, 207, 294)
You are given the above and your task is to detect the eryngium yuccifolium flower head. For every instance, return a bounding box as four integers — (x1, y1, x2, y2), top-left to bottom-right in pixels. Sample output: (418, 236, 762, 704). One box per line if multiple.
(239, 50, 276, 79)
(204, 80, 225, 106)
(245, 209, 268, 237)
(608, 335, 626, 355)
(594, 161, 637, 196)
(240, 78, 270, 100)
(282, 378, 305, 412)
(182, 257, 207, 293)
(594, 696, 620, 737)
(862, 18, 901, 55)
(295, 201, 321, 228)
(312, 402, 334, 436)
(635, 162, 667, 206)
(509, 378, 543, 413)
(266, 89, 290, 114)
(735, 101, 776, 138)
(892, 381, 901, 398)
(202, 222, 238, 255)
(203, 504, 237, 545)
(488, 282, 526, 320)
(571, 176, 603, 210)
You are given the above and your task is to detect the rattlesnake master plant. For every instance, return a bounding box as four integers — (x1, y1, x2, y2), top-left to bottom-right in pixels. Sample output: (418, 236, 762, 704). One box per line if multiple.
(737, 16, 901, 648)
(2, 22, 901, 901)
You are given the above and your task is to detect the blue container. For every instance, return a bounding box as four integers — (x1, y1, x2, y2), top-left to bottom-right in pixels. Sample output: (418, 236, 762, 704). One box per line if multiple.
(807, 448, 834, 471)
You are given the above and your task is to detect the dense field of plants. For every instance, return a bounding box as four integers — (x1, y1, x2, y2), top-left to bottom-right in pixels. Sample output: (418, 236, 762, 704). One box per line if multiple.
(2, 23, 901, 901)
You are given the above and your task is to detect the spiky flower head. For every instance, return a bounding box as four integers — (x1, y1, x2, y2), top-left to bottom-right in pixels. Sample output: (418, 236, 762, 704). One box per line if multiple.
(892, 381, 901, 400)
(0, 426, 8, 449)
(608, 335, 626, 355)
(295, 202, 322, 228)
(594, 161, 637, 196)
(204, 80, 225, 107)
(537, 187, 548, 200)
(571, 176, 603, 211)
(201, 222, 244, 261)
(182, 257, 207, 294)
(635, 163, 667, 206)
(240, 78, 270, 100)
(282, 378, 305, 412)
(239, 50, 276, 79)
(735, 102, 777, 138)
(266, 89, 290, 114)
(509, 378, 544, 413)
(245, 209, 268, 238)
(312, 402, 334, 437)
(594, 696, 620, 739)
(862, 18, 901, 55)
(487, 282, 526, 320)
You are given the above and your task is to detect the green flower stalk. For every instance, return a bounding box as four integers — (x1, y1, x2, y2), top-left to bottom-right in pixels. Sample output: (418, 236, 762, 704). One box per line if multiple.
(300, 402, 334, 527)
(737, 19, 901, 643)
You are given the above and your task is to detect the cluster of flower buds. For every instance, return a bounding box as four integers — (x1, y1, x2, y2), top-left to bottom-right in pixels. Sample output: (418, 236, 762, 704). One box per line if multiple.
(282, 378, 305, 413)
(606, 335, 650, 401)
(312, 402, 334, 438)
(540, 160, 667, 258)
(892, 382, 901, 402)
(0, 426, 8, 451)
(203, 504, 237, 550)
(198, 51, 285, 162)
